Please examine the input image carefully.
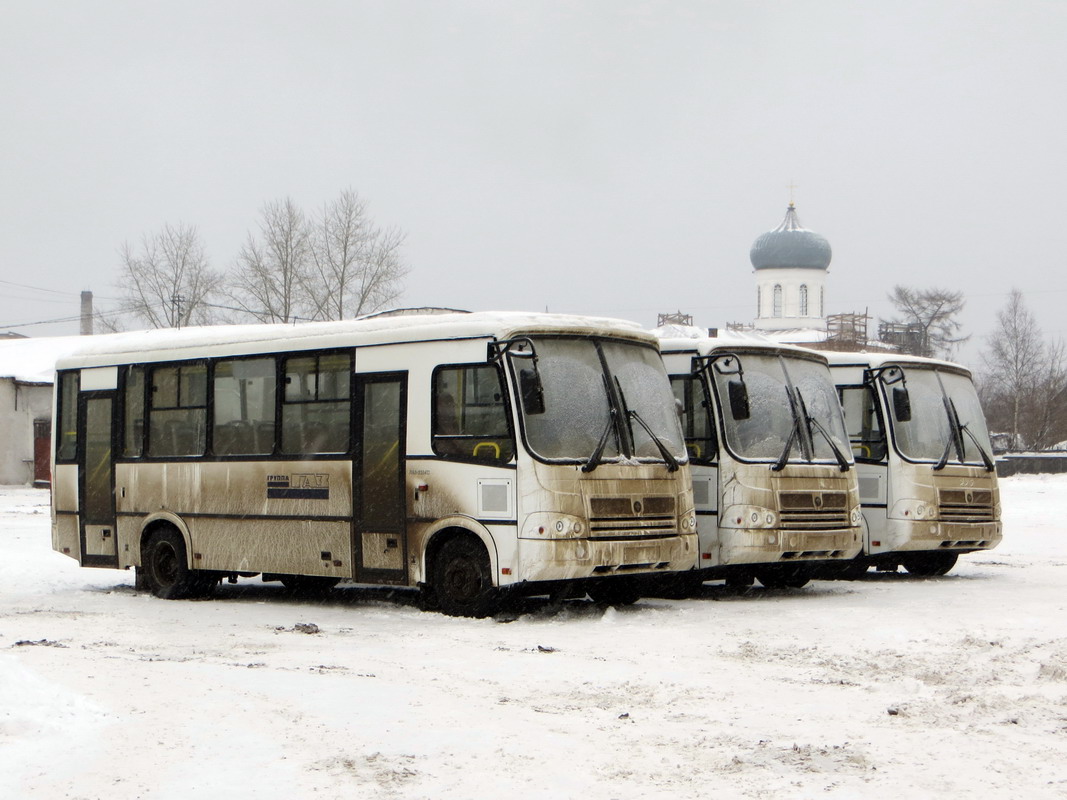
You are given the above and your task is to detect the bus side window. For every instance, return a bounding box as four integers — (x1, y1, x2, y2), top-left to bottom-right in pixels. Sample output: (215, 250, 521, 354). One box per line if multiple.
(56, 371, 79, 462)
(148, 363, 207, 457)
(839, 386, 886, 462)
(213, 358, 277, 456)
(281, 353, 351, 455)
(123, 366, 145, 457)
(671, 375, 716, 464)
(432, 365, 515, 464)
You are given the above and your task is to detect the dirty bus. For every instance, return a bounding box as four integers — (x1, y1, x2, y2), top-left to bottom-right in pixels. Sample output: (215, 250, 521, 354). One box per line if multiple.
(655, 331, 862, 590)
(826, 352, 1001, 576)
(51, 311, 696, 616)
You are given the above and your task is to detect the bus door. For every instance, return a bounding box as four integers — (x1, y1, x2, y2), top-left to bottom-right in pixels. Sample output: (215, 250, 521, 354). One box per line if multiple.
(78, 391, 118, 567)
(353, 373, 408, 584)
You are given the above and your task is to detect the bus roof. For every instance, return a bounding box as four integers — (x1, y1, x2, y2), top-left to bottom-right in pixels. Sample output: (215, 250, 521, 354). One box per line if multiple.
(55, 310, 652, 370)
(651, 326, 829, 362)
(821, 349, 973, 377)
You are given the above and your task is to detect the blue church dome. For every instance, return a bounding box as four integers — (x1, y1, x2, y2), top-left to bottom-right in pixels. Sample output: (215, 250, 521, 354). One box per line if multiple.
(750, 204, 832, 270)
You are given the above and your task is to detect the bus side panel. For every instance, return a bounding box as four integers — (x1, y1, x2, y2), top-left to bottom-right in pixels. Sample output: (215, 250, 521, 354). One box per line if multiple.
(52, 463, 80, 562)
(407, 459, 517, 586)
(117, 460, 355, 578)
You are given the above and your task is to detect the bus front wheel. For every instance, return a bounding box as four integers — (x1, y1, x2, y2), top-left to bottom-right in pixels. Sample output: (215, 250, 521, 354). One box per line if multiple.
(901, 551, 958, 576)
(432, 537, 496, 618)
(141, 527, 217, 599)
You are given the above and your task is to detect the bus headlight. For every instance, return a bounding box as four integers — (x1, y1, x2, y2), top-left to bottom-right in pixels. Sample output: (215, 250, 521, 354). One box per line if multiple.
(850, 507, 862, 526)
(724, 505, 777, 529)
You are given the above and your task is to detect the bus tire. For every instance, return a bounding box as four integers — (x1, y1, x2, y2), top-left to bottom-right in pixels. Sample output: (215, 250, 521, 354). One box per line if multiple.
(432, 536, 496, 618)
(754, 568, 810, 589)
(278, 576, 340, 595)
(587, 577, 641, 606)
(141, 527, 216, 600)
(902, 551, 958, 576)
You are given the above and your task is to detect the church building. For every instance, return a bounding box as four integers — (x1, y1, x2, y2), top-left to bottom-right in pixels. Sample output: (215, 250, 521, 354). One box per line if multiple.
(750, 203, 831, 332)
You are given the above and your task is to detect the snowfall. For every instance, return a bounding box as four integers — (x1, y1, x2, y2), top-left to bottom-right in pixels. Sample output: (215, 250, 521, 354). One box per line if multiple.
(1, 477, 1065, 800)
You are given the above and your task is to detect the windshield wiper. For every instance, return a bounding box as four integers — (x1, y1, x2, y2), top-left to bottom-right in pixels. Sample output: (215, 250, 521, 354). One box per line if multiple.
(613, 377, 680, 471)
(771, 423, 799, 472)
(582, 375, 617, 473)
(959, 422, 996, 471)
(627, 409, 680, 472)
(582, 410, 617, 473)
(795, 390, 851, 472)
(772, 382, 813, 471)
(933, 395, 967, 471)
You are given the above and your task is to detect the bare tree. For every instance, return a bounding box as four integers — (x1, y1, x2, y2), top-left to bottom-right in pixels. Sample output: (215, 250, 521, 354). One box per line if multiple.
(884, 286, 969, 358)
(110, 223, 222, 330)
(305, 190, 409, 320)
(227, 198, 314, 323)
(979, 289, 1067, 449)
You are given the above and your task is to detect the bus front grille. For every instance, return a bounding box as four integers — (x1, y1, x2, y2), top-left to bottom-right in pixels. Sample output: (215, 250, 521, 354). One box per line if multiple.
(588, 495, 677, 537)
(938, 488, 995, 522)
(777, 490, 850, 530)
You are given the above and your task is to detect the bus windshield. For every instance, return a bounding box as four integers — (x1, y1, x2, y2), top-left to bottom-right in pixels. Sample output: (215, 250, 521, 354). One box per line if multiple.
(887, 367, 994, 466)
(517, 337, 686, 466)
(712, 353, 851, 466)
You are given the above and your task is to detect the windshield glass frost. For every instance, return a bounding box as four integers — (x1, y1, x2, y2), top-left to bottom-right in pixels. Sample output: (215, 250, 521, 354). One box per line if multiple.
(712, 353, 850, 463)
(517, 337, 685, 463)
(888, 368, 993, 463)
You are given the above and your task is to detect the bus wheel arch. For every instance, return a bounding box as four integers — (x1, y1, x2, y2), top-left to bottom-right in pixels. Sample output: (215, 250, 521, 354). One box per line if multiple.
(138, 518, 216, 599)
(423, 525, 497, 618)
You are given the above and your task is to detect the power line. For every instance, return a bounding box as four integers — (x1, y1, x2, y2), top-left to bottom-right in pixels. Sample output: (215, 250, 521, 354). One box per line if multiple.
(0, 279, 85, 298)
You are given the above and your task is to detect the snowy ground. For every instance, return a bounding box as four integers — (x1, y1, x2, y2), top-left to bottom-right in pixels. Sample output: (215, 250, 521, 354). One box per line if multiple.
(1, 476, 1065, 800)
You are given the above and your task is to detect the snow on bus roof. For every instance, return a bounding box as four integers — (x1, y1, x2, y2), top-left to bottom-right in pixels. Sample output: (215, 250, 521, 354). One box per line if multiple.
(0, 335, 88, 384)
(821, 349, 971, 375)
(55, 311, 651, 369)
(650, 326, 826, 360)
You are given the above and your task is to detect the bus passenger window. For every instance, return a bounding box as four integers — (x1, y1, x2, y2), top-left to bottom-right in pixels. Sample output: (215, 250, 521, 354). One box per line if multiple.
(281, 353, 351, 454)
(432, 365, 515, 464)
(56, 371, 79, 462)
(148, 363, 207, 457)
(839, 386, 887, 461)
(213, 358, 277, 455)
(123, 366, 145, 457)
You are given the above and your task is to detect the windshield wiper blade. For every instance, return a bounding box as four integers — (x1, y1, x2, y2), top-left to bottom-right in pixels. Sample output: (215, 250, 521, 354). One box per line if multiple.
(959, 422, 996, 472)
(772, 424, 798, 472)
(582, 374, 617, 473)
(582, 410, 616, 473)
(806, 414, 852, 472)
(627, 410, 680, 472)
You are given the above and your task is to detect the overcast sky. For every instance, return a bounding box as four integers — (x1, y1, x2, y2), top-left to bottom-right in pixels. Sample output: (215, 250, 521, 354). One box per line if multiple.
(3, 0, 1065, 369)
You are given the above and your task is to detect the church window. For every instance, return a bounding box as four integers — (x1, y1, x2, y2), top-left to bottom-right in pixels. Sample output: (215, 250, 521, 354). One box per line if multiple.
(799, 285, 809, 316)
(773, 285, 783, 317)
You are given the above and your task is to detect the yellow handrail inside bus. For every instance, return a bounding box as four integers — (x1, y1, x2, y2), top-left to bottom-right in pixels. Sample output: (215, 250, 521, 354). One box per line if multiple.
(473, 441, 501, 459)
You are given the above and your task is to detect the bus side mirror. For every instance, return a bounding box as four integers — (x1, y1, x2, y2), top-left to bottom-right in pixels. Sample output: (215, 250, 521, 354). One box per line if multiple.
(892, 387, 912, 422)
(728, 379, 750, 420)
(519, 367, 545, 416)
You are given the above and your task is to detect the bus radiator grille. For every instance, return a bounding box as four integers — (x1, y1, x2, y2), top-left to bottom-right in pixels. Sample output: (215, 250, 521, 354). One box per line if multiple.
(777, 491, 849, 530)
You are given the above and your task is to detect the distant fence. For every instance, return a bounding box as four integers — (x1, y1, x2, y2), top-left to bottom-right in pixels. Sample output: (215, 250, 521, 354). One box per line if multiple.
(996, 454, 1067, 476)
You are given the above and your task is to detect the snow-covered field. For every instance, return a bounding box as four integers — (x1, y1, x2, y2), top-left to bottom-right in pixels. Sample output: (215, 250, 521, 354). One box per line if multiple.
(2, 476, 1065, 799)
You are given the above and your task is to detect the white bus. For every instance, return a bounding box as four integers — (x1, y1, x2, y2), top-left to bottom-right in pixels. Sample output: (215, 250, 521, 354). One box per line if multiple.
(51, 311, 696, 616)
(656, 331, 862, 589)
(826, 351, 1001, 576)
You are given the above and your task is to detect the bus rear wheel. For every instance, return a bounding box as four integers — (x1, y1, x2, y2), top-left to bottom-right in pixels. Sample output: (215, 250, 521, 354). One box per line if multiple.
(141, 527, 217, 599)
(902, 551, 958, 576)
(432, 537, 496, 618)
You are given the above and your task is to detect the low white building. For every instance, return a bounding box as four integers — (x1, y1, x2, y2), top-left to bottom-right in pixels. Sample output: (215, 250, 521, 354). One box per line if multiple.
(0, 336, 86, 486)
